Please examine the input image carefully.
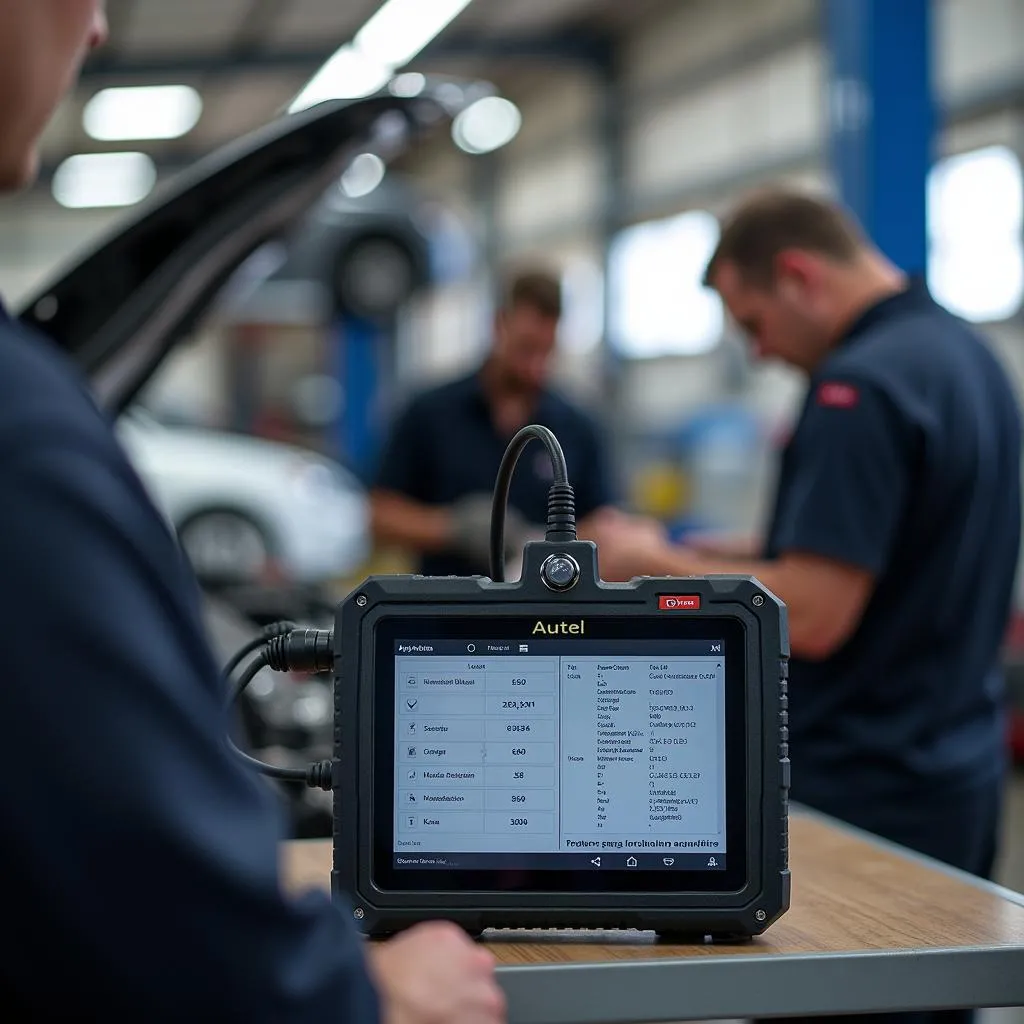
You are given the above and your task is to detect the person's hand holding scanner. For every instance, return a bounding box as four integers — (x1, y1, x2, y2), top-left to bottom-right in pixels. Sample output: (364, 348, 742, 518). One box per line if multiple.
(368, 922, 506, 1024)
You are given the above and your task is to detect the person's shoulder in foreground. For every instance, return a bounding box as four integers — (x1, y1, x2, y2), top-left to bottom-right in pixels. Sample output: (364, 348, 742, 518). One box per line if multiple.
(0, 308, 382, 1020)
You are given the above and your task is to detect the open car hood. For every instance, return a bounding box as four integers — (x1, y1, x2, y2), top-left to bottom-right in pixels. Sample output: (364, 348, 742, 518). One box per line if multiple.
(14, 83, 473, 415)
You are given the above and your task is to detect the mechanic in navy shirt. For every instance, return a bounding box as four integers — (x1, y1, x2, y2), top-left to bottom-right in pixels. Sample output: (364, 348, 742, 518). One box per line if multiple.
(372, 269, 617, 576)
(0, 3, 505, 1021)
(593, 190, 1021, 902)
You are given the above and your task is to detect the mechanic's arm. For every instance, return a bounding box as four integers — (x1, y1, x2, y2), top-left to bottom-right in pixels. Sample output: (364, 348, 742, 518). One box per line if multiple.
(371, 488, 455, 551)
(609, 543, 874, 661)
(684, 530, 764, 559)
(593, 376, 911, 663)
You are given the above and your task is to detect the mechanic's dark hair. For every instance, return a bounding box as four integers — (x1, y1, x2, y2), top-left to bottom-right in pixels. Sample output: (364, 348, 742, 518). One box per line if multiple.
(500, 268, 563, 320)
(704, 189, 867, 289)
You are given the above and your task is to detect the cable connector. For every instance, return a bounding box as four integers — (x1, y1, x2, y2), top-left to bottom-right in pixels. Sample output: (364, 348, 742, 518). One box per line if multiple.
(305, 759, 335, 792)
(221, 620, 299, 683)
(265, 628, 334, 675)
(545, 482, 577, 543)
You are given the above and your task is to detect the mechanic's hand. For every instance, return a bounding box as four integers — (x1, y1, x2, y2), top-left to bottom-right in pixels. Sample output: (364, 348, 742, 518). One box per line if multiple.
(449, 493, 529, 569)
(367, 921, 506, 1024)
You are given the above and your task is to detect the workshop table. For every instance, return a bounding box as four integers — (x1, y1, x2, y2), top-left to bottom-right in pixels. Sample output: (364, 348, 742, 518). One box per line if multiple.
(282, 808, 1024, 1023)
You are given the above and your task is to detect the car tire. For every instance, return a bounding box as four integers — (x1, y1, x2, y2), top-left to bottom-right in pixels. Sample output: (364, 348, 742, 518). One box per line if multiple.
(176, 508, 274, 586)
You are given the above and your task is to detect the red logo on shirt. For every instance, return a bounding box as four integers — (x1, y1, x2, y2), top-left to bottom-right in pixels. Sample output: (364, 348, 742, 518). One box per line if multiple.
(816, 381, 860, 409)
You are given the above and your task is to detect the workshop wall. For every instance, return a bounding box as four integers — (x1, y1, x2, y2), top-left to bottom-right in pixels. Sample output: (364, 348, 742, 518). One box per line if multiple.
(495, 70, 602, 250)
(937, 0, 1024, 102)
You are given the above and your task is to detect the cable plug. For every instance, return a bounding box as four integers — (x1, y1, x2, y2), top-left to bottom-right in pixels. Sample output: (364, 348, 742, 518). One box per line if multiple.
(265, 628, 334, 674)
(545, 482, 577, 543)
(305, 760, 335, 791)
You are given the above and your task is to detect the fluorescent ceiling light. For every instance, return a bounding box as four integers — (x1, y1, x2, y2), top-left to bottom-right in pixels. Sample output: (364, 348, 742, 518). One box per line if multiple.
(52, 152, 157, 209)
(452, 96, 521, 154)
(84, 85, 202, 141)
(289, 45, 392, 112)
(356, 0, 474, 68)
(290, 0, 475, 112)
(341, 153, 386, 198)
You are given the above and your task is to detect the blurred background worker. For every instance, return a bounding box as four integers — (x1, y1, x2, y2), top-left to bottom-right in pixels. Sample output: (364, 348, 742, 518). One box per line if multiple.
(593, 190, 1022, 913)
(371, 269, 617, 576)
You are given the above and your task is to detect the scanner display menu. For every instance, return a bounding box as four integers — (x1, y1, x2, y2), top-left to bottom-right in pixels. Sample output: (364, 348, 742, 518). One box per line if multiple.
(393, 637, 727, 871)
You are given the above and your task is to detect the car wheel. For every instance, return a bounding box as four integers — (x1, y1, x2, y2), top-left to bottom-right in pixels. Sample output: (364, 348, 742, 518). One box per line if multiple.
(177, 509, 273, 585)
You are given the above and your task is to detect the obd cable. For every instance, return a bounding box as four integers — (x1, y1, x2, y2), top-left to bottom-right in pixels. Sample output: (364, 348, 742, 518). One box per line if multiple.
(224, 627, 335, 791)
(489, 423, 576, 583)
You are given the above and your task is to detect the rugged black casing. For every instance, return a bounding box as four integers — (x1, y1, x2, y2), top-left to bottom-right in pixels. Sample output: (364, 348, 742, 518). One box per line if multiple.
(332, 539, 790, 940)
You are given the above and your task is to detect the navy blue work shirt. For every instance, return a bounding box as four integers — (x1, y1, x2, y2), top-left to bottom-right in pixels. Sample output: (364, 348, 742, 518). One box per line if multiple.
(0, 301, 377, 1020)
(765, 281, 1022, 827)
(375, 368, 615, 575)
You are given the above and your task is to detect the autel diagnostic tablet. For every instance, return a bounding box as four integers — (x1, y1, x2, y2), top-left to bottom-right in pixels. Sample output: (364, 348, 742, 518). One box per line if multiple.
(333, 540, 790, 940)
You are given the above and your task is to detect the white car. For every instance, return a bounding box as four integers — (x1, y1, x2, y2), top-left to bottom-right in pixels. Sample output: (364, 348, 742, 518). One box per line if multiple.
(117, 410, 370, 586)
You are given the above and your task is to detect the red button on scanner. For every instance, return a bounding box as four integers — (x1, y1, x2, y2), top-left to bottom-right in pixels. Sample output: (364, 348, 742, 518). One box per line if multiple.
(658, 595, 701, 611)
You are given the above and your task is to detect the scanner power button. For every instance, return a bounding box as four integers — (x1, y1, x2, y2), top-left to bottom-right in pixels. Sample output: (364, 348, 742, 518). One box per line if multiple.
(541, 553, 581, 591)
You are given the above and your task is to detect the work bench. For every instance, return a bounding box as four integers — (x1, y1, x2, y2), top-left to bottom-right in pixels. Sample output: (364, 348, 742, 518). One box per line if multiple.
(283, 808, 1024, 1023)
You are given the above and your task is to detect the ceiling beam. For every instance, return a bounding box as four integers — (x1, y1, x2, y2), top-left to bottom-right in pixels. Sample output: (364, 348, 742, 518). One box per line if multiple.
(77, 30, 607, 83)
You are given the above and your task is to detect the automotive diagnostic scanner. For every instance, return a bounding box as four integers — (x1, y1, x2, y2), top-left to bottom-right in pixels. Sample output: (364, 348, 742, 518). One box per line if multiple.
(329, 426, 791, 940)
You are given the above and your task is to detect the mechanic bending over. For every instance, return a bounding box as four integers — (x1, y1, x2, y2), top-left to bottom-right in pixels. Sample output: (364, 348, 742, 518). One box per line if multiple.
(372, 268, 619, 576)
(0, 3, 504, 1021)
(593, 190, 1021, 956)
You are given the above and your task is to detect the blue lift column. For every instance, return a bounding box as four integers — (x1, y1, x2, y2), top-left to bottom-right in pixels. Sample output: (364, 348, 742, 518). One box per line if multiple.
(825, 0, 936, 275)
(334, 314, 385, 482)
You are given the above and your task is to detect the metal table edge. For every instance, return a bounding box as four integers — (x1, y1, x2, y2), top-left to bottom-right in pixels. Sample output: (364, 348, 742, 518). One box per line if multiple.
(496, 944, 1024, 1023)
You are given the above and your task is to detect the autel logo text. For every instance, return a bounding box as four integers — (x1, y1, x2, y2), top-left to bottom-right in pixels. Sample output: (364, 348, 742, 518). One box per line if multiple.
(532, 620, 585, 636)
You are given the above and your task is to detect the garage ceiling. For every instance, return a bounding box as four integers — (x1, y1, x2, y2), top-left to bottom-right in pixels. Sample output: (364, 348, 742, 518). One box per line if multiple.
(38, 0, 671, 179)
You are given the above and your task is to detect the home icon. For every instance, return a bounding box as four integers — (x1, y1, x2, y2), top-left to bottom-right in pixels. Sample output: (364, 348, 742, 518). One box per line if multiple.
(626, 856, 638, 867)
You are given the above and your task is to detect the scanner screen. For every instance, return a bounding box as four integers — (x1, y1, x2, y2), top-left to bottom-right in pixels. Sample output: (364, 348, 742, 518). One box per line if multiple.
(392, 637, 727, 873)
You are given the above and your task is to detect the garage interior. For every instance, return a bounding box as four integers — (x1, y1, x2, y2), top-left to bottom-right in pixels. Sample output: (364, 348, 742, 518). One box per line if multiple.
(1, 0, 1022, 1017)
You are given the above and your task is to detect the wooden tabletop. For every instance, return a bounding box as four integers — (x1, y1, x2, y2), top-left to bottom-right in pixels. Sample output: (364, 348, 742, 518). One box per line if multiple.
(282, 810, 1024, 964)
(282, 811, 1024, 1021)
